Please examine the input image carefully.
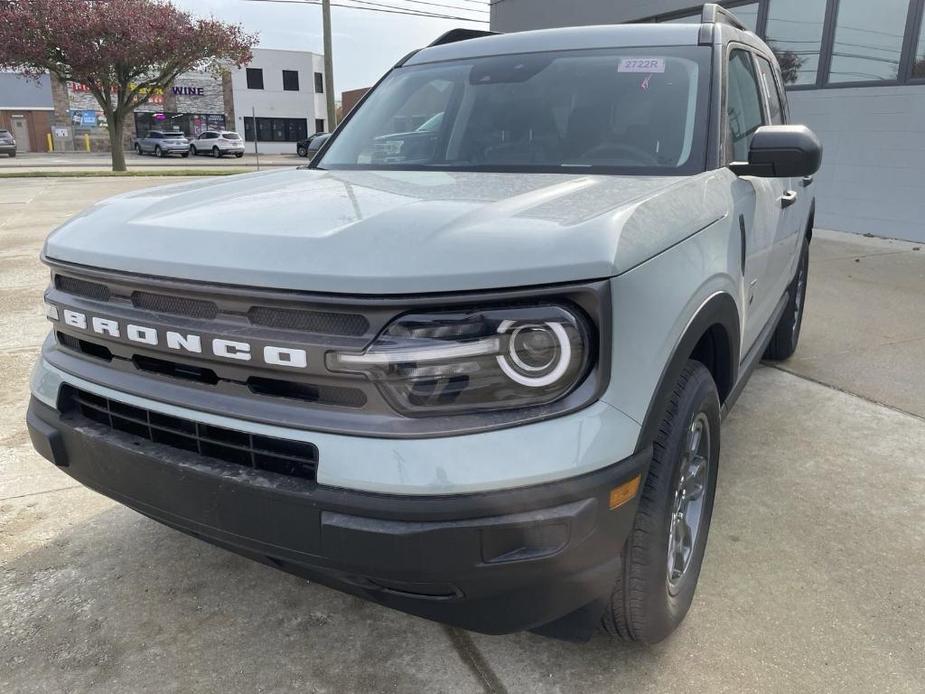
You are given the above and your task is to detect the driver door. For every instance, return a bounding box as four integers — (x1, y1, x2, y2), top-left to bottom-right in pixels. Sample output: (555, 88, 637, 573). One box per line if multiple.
(726, 48, 785, 355)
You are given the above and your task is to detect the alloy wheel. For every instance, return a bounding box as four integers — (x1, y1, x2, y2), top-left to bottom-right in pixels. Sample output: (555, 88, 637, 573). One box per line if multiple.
(667, 412, 710, 595)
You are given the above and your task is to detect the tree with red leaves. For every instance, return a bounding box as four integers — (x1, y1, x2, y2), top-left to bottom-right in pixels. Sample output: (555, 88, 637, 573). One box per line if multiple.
(0, 0, 257, 170)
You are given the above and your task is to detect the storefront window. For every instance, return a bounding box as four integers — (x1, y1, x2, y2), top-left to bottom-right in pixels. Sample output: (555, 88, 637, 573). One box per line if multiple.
(828, 0, 909, 83)
(243, 117, 310, 142)
(134, 112, 225, 137)
(915, 14, 925, 79)
(765, 0, 827, 86)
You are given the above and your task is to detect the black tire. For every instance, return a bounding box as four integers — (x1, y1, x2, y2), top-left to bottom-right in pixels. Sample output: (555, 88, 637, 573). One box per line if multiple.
(9, 151, 15, 157)
(297, 146, 308, 158)
(190, 145, 197, 156)
(212, 146, 221, 158)
(235, 153, 243, 158)
(135, 144, 143, 155)
(155, 146, 164, 158)
(763, 236, 809, 361)
(602, 360, 720, 644)
(181, 152, 189, 158)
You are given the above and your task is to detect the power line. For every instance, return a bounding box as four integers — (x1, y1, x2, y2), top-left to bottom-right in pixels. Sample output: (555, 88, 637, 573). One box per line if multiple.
(241, 0, 488, 23)
(382, 0, 488, 14)
(343, 0, 486, 18)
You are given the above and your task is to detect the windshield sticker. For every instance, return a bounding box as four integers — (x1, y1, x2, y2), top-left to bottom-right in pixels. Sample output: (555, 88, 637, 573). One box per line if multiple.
(619, 58, 666, 73)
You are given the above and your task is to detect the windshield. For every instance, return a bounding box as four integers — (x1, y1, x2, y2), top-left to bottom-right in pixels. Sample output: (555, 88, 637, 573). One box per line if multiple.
(317, 46, 711, 175)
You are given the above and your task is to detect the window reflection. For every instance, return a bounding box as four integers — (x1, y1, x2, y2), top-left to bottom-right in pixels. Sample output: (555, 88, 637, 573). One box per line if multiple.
(765, 0, 827, 85)
(829, 0, 909, 83)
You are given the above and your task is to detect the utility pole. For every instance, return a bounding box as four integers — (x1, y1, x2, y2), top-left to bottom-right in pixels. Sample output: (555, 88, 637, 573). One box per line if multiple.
(321, 0, 336, 131)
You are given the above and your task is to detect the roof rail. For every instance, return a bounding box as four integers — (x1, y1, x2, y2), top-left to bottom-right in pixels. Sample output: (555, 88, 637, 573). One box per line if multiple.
(428, 28, 498, 47)
(700, 3, 749, 32)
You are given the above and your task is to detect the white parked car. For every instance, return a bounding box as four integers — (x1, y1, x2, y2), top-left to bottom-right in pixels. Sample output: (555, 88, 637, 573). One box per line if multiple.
(189, 131, 245, 158)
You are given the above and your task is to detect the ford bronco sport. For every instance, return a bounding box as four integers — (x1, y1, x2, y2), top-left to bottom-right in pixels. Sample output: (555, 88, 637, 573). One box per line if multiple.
(27, 5, 821, 643)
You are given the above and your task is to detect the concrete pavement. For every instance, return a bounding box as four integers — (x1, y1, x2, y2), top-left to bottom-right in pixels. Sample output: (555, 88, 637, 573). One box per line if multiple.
(1, 178, 924, 693)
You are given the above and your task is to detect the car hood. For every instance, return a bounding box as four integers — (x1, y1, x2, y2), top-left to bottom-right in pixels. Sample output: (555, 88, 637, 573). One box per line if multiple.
(44, 168, 728, 294)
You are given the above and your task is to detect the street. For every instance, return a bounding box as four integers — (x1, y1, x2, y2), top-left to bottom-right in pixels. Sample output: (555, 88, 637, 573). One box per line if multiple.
(1, 177, 924, 693)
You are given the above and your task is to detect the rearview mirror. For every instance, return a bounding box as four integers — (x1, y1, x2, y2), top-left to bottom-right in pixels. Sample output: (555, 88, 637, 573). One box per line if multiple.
(729, 125, 822, 178)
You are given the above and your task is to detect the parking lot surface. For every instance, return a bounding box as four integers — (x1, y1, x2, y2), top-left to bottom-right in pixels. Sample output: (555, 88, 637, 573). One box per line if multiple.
(2, 178, 924, 693)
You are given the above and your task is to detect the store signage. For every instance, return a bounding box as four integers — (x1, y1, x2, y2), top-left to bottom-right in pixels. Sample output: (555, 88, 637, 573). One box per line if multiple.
(171, 86, 206, 96)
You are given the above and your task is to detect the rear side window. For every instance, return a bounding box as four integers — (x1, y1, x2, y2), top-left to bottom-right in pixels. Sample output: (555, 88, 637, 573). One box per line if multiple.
(755, 55, 786, 125)
(726, 50, 765, 161)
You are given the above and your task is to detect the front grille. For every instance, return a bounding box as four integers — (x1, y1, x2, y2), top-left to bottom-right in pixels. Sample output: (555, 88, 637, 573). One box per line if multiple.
(131, 291, 219, 319)
(62, 387, 318, 482)
(56, 331, 112, 361)
(55, 275, 111, 301)
(247, 306, 369, 336)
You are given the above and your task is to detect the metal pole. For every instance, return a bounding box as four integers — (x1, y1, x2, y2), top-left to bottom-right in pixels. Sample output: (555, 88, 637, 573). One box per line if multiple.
(251, 106, 260, 170)
(322, 0, 336, 130)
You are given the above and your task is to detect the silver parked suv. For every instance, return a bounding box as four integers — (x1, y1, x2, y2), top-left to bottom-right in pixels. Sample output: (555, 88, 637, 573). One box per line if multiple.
(28, 5, 820, 643)
(133, 130, 190, 158)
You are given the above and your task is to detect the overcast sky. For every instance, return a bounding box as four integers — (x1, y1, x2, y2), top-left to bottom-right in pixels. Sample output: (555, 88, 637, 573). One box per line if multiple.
(171, 0, 486, 95)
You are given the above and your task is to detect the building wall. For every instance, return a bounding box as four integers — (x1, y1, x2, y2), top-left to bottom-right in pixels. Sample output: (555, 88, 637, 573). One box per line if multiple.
(490, 0, 925, 242)
(230, 48, 325, 153)
(789, 87, 925, 239)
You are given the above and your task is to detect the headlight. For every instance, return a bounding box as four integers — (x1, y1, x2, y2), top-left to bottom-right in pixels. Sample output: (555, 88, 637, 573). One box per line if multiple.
(327, 305, 591, 416)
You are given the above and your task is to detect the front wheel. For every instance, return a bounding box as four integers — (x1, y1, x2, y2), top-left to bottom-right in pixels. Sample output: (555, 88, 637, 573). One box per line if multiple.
(135, 144, 143, 155)
(602, 360, 720, 644)
(763, 236, 809, 361)
(297, 146, 307, 157)
(235, 153, 243, 158)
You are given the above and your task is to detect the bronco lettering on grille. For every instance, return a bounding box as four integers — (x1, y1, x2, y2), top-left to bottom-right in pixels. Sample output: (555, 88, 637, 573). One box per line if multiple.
(48, 304, 309, 369)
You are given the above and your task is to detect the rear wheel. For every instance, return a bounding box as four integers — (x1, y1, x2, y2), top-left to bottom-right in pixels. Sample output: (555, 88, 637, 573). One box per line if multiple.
(212, 146, 221, 158)
(763, 236, 809, 361)
(235, 153, 243, 158)
(155, 146, 165, 158)
(297, 146, 308, 157)
(602, 361, 720, 644)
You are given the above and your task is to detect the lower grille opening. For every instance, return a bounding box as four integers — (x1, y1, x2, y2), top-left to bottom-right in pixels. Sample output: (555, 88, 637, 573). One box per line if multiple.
(57, 332, 113, 361)
(61, 386, 318, 483)
(133, 354, 219, 385)
(247, 376, 367, 408)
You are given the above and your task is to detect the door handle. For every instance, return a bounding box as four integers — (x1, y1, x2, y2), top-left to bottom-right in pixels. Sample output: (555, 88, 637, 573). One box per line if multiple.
(780, 190, 798, 208)
(801, 175, 814, 187)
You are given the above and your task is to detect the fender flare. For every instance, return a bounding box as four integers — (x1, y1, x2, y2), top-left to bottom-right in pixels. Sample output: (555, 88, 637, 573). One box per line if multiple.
(634, 291, 740, 454)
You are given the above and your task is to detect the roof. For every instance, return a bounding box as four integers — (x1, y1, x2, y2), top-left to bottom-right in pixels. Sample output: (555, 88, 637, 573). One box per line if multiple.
(405, 24, 704, 66)
(0, 72, 53, 109)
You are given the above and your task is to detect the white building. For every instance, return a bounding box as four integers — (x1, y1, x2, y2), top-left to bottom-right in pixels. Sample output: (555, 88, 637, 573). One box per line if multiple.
(230, 48, 328, 154)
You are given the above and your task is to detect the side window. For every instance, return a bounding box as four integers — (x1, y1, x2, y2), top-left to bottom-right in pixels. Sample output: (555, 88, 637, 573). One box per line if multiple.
(756, 56, 786, 125)
(726, 50, 765, 161)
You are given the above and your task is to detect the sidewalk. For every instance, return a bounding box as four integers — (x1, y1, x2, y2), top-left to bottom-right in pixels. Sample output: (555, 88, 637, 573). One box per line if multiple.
(0, 151, 301, 171)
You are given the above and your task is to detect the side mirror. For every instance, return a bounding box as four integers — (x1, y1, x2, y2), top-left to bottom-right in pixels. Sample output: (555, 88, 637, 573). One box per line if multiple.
(729, 125, 822, 178)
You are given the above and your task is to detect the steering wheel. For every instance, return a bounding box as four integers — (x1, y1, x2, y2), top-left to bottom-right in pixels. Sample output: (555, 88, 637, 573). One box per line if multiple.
(578, 142, 661, 166)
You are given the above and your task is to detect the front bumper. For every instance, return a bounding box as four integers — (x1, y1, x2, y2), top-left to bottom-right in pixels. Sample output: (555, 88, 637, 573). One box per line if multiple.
(27, 391, 648, 634)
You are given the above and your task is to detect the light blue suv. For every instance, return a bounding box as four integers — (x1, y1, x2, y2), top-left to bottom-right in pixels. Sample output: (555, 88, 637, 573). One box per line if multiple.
(28, 5, 820, 643)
